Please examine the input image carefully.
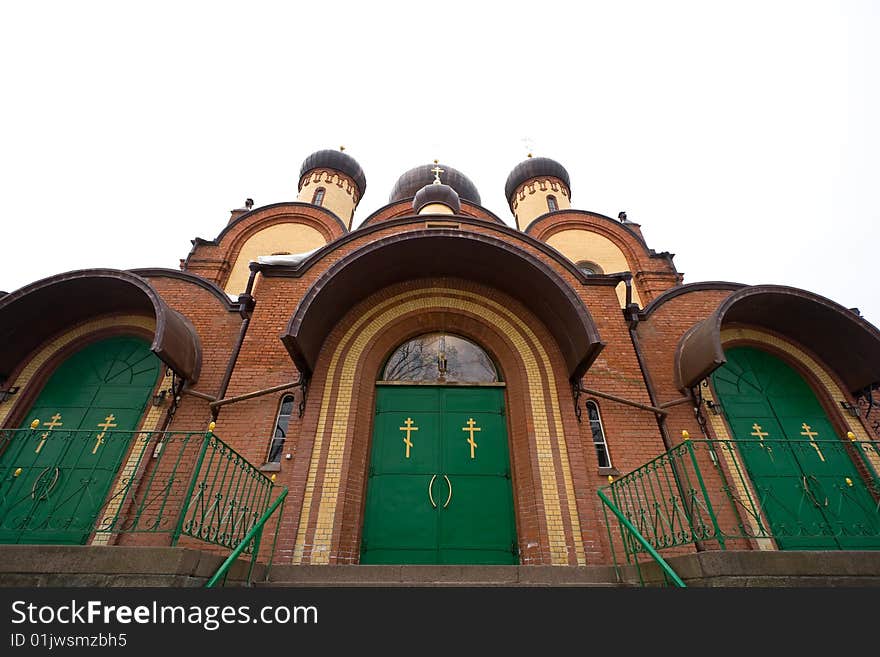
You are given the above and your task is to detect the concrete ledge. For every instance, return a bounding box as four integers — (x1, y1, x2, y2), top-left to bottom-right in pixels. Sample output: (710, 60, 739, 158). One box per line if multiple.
(0, 546, 264, 587)
(628, 551, 880, 587)
(264, 565, 623, 587)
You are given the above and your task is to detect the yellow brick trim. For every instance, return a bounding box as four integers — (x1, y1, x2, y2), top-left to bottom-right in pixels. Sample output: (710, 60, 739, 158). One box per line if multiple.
(91, 368, 170, 546)
(721, 328, 880, 472)
(294, 288, 585, 566)
(701, 384, 774, 550)
(0, 315, 157, 427)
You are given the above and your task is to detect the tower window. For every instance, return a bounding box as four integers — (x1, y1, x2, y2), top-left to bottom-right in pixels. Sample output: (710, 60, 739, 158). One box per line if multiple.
(312, 187, 326, 207)
(267, 394, 295, 463)
(586, 400, 612, 468)
(547, 195, 558, 212)
(575, 260, 604, 276)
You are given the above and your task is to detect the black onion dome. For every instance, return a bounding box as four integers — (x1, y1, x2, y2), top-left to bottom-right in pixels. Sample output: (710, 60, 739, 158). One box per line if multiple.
(298, 149, 367, 198)
(504, 157, 571, 203)
(390, 164, 480, 204)
(413, 183, 461, 214)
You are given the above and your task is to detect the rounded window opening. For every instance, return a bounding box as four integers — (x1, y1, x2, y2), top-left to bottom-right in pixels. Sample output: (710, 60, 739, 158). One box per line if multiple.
(312, 187, 326, 206)
(380, 333, 500, 383)
(576, 260, 603, 276)
(547, 195, 558, 212)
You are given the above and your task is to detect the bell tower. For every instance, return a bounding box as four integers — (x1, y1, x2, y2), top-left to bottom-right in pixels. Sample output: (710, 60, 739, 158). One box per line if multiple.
(297, 147, 367, 230)
(504, 155, 572, 231)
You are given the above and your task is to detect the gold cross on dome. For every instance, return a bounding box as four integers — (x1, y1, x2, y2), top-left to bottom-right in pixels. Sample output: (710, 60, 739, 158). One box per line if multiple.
(399, 417, 418, 459)
(92, 414, 117, 454)
(430, 161, 444, 185)
(800, 422, 825, 462)
(35, 413, 63, 453)
(462, 418, 481, 459)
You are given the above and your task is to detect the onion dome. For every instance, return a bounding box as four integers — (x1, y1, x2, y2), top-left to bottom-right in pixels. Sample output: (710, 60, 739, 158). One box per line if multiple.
(298, 149, 367, 198)
(390, 164, 480, 205)
(413, 183, 461, 214)
(504, 157, 571, 204)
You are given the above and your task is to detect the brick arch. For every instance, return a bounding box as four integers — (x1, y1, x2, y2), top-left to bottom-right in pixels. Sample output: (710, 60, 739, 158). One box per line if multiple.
(286, 279, 592, 567)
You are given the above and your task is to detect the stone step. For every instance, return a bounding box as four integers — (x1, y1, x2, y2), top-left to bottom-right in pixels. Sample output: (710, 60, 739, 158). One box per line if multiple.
(259, 564, 627, 587)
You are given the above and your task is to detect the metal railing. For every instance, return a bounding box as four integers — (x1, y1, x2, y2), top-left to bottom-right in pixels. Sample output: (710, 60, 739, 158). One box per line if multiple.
(602, 434, 880, 562)
(205, 487, 288, 588)
(0, 422, 275, 552)
(598, 488, 686, 587)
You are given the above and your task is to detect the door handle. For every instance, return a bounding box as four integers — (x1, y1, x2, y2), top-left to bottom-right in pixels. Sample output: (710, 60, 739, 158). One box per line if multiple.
(428, 475, 437, 508)
(443, 475, 452, 508)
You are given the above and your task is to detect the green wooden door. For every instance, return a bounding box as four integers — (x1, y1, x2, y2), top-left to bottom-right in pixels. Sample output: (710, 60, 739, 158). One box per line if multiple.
(361, 385, 517, 564)
(712, 346, 880, 550)
(0, 336, 162, 544)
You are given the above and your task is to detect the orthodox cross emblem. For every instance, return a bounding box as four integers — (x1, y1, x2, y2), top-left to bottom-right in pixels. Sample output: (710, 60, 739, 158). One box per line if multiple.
(800, 422, 825, 462)
(430, 161, 445, 184)
(35, 413, 63, 454)
(462, 418, 481, 459)
(92, 414, 117, 454)
(399, 417, 418, 459)
(750, 422, 773, 460)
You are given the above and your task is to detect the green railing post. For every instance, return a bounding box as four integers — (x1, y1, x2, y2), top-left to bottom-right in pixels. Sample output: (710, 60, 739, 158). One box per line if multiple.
(684, 438, 725, 550)
(171, 421, 215, 546)
(597, 488, 685, 587)
(206, 487, 288, 588)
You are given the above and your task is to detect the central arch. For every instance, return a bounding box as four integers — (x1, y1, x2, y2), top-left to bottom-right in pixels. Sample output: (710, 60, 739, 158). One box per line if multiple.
(361, 333, 517, 564)
(288, 281, 588, 566)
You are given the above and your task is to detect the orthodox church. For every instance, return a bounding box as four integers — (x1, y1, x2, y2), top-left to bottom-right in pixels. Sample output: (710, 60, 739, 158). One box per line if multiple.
(1, 148, 879, 584)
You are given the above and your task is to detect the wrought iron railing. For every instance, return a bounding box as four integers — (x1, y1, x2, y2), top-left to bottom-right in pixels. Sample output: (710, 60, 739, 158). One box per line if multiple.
(598, 488, 685, 587)
(602, 433, 880, 564)
(0, 422, 275, 552)
(205, 487, 288, 588)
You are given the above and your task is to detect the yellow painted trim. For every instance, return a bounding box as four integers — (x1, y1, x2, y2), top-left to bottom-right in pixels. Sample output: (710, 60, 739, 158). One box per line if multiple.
(293, 287, 585, 566)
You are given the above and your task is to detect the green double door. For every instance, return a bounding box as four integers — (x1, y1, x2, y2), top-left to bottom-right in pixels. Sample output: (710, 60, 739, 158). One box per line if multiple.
(712, 346, 880, 549)
(361, 385, 517, 564)
(0, 336, 162, 544)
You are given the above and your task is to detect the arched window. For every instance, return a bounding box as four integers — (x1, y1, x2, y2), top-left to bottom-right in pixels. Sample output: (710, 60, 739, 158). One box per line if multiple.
(267, 394, 295, 463)
(312, 187, 326, 206)
(576, 260, 604, 276)
(547, 195, 558, 212)
(586, 400, 612, 468)
(381, 333, 499, 383)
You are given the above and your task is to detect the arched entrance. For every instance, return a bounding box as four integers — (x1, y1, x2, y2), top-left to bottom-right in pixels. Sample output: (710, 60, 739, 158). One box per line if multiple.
(360, 333, 518, 564)
(712, 345, 880, 549)
(0, 335, 162, 544)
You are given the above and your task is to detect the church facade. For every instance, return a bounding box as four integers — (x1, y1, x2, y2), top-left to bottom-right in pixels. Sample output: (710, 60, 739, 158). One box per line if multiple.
(1, 149, 879, 573)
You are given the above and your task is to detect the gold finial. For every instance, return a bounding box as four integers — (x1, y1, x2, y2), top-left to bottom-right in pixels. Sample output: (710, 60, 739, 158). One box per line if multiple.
(845, 477, 853, 487)
(271, 474, 277, 483)
(207, 421, 216, 433)
(847, 431, 856, 441)
(527, 153, 533, 158)
(339, 145, 345, 151)
(13, 467, 22, 477)
(681, 430, 690, 441)
(30, 419, 40, 429)
(607, 475, 614, 484)
(430, 161, 444, 185)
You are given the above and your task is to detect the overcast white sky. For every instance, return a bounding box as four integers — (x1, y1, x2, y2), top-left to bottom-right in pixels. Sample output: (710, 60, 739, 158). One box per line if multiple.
(1, 1, 878, 324)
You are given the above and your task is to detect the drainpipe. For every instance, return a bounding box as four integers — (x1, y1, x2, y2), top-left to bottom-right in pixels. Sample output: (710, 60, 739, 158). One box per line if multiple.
(625, 292, 704, 552)
(213, 263, 259, 421)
